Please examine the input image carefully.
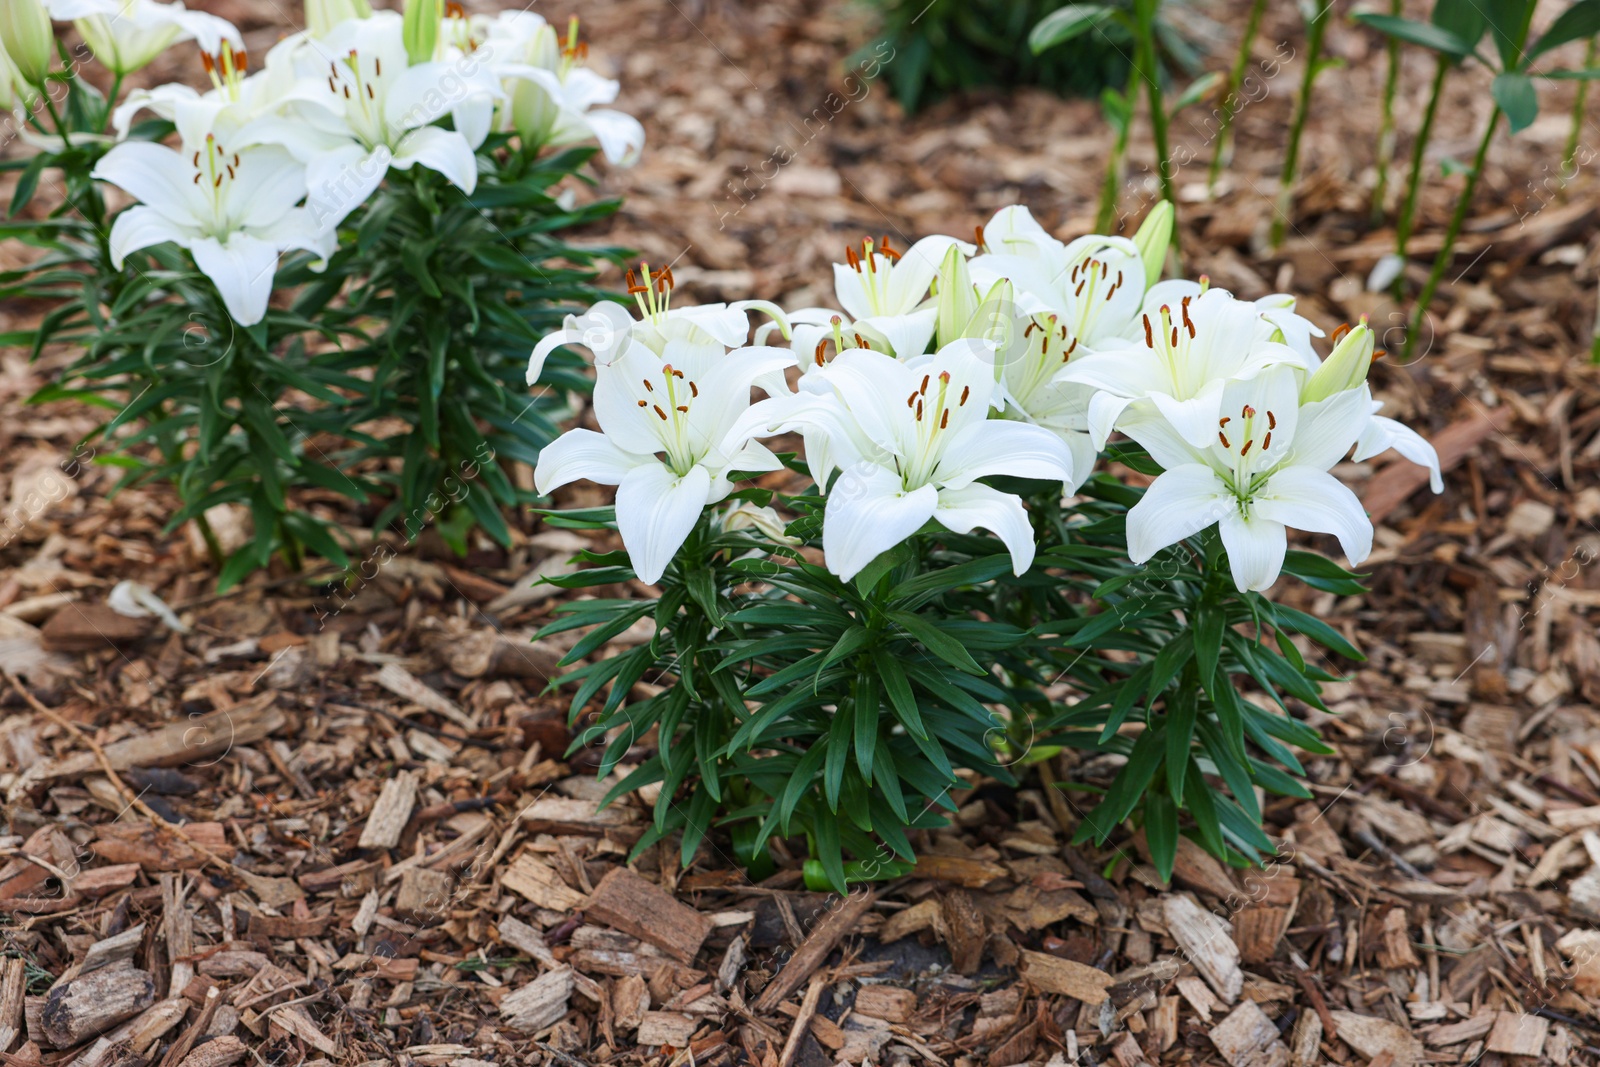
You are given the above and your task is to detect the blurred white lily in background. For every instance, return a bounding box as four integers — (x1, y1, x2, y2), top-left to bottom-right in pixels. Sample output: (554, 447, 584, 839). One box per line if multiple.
(482, 13, 644, 165)
(46, 0, 240, 75)
(535, 341, 795, 584)
(257, 11, 498, 233)
(92, 100, 331, 325)
(1121, 361, 1375, 592)
(526, 264, 788, 385)
(738, 340, 1079, 581)
(306, 0, 370, 39)
(0, 0, 53, 88)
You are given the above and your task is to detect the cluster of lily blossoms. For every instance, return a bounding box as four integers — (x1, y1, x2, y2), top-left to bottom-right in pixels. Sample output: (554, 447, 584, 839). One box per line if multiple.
(529, 204, 1443, 593)
(0, 0, 644, 325)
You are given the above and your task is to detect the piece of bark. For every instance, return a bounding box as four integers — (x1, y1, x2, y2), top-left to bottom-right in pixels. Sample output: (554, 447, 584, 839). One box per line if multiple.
(584, 867, 714, 964)
(1485, 1013, 1548, 1058)
(497, 916, 559, 968)
(501, 967, 574, 1032)
(265, 1003, 337, 1055)
(777, 976, 825, 1067)
(444, 630, 560, 681)
(519, 796, 640, 836)
(82, 925, 144, 974)
(175, 1036, 247, 1067)
(92, 823, 234, 871)
(0, 957, 25, 1052)
(393, 867, 453, 924)
(941, 891, 986, 975)
(715, 932, 746, 993)
(911, 855, 1008, 888)
(1289, 1008, 1321, 1067)
(752, 890, 875, 1014)
(499, 857, 588, 915)
(878, 899, 941, 943)
(69, 864, 140, 898)
(368, 662, 476, 731)
(1234, 907, 1290, 966)
(41, 602, 152, 651)
(40, 967, 157, 1048)
(1137, 832, 1241, 901)
(612, 974, 650, 1032)
(853, 986, 916, 1024)
(1152, 996, 1179, 1053)
(1376, 908, 1420, 969)
(1427, 1012, 1495, 1046)
(1018, 950, 1115, 1005)
(30, 697, 283, 783)
(1364, 406, 1510, 522)
(1209, 1000, 1290, 1067)
(357, 771, 418, 850)
(1164, 894, 1243, 1003)
(638, 1011, 697, 1047)
(1329, 1011, 1424, 1067)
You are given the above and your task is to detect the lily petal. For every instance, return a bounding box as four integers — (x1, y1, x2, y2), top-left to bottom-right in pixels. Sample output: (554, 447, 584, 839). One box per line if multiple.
(934, 482, 1037, 575)
(1252, 466, 1373, 567)
(822, 463, 938, 582)
(1218, 510, 1288, 592)
(1355, 413, 1443, 493)
(391, 125, 479, 193)
(933, 419, 1077, 491)
(615, 462, 713, 585)
(190, 232, 281, 325)
(534, 427, 649, 494)
(1126, 464, 1233, 564)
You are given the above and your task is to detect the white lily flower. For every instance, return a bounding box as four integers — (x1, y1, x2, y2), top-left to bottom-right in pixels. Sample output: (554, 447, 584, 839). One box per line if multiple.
(256, 11, 494, 235)
(484, 13, 644, 165)
(824, 234, 971, 358)
(736, 340, 1079, 581)
(1057, 287, 1315, 450)
(526, 264, 788, 385)
(92, 99, 331, 325)
(46, 0, 240, 76)
(534, 341, 795, 584)
(1121, 363, 1374, 592)
(112, 37, 316, 142)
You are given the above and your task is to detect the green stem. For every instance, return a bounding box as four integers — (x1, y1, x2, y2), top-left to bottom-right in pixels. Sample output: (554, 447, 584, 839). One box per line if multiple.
(1207, 0, 1268, 193)
(1370, 0, 1403, 224)
(1134, 0, 1178, 257)
(1565, 36, 1596, 171)
(1269, 3, 1329, 250)
(1393, 56, 1450, 298)
(1405, 106, 1501, 361)
(1096, 64, 1142, 233)
(194, 512, 224, 568)
(103, 72, 124, 134)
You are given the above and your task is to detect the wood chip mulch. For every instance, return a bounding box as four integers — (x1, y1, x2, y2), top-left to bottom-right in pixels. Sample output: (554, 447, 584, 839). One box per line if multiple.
(3, 0, 1600, 1065)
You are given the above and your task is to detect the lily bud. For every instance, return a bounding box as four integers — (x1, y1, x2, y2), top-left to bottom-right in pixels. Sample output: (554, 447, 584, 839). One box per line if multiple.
(0, 0, 53, 89)
(716, 501, 800, 546)
(401, 0, 440, 65)
(1133, 200, 1173, 292)
(1303, 321, 1374, 403)
(307, 0, 372, 39)
(0, 42, 20, 110)
(934, 242, 978, 350)
(509, 23, 561, 145)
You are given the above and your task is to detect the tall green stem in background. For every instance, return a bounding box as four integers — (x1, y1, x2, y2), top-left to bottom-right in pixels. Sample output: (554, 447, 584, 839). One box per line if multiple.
(1270, 1, 1330, 249)
(1097, 64, 1142, 233)
(1134, 0, 1178, 256)
(1208, 0, 1268, 193)
(1393, 56, 1449, 297)
(1405, 107, 1499, 360)
(1370, 0, 1403, 223)
(1566, 36, 1597, 171)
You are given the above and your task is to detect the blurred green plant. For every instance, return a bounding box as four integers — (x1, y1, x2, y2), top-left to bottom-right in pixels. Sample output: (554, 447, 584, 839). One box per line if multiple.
(864, 0, 1204, 115)
(1269, 0, 1337, 250)
(1207, 0, 1267, 194)
(1360, 0, 1600, 358)
(1029, 1, 1217, 241)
